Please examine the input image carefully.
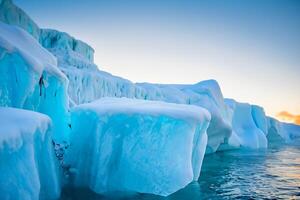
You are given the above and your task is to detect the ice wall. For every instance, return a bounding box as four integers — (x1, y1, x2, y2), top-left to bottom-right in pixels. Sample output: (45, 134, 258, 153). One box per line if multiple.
(63, 68, 146, 105)
(0, 0, 95, 64)
(137, 80, 232, 153)
(251, 105, 268, 134)
(266, 117, 290, 144)
(281, 122, 300, 140)
(0, 107, 60, 200)
(40, 29, 95, 66)
(0, 22, 69, 141)
(65, 98, 210, 196)
(0, 0, 40, 39)
(224, 99, 268, 149)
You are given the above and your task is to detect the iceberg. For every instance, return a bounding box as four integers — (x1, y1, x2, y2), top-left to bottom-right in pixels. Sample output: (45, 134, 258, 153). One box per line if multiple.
(0, 22, 70, 141)
(0, 107, 60, 200)
(0, 2, 232, 153)
(64, 98, 210, 196)
(1, 1, 300, 198)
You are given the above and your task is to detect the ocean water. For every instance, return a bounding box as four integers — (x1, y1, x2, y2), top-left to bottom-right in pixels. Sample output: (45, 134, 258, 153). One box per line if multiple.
(61, 142, 300, 200)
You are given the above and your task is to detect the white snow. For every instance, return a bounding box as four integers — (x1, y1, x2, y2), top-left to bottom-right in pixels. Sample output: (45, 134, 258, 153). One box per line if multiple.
(0, 107, 60, 200)
(65, 98, 210, 196)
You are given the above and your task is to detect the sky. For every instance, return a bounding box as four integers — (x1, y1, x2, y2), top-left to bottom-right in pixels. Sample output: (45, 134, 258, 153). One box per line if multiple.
(15, 0, 300, 122)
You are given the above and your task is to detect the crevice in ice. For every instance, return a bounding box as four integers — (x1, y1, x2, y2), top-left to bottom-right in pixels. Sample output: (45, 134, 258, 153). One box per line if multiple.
(38, 75, 44, 96)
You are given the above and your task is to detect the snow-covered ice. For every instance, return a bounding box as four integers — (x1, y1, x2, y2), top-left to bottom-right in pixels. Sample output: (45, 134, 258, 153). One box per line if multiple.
(0, 22, 70, 141)
(0, 107, 60, 200)
(65, 98, 210, 196)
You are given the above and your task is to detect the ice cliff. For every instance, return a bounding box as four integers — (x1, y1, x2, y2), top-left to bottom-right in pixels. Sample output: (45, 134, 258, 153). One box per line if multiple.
(224, 99, 268, 149)
(0, 21, 69, 141)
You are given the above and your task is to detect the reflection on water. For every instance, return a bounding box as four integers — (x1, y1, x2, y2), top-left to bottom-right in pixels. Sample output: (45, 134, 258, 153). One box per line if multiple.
(61, 141, 300, 200)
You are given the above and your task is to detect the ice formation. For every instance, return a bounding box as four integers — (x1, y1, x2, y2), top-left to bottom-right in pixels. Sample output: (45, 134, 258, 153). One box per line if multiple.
(1, 0, 231, 153)
(0, 0, 300, 198)
(0, 21, 69, 141)
(266, 117, 300, 144)
(224, 99, 268, 149)
(0, 0, 40, 39)
(135, 81, 232, 153)
(65, 98, 210, 196)
(39, 28, 231, 154)
(0, 107, 60, 200)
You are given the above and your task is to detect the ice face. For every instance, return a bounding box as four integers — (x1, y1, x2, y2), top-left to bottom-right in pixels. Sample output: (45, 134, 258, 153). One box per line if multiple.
(133, 80, 232, 154)
(0, 22, 70, 141)
(266, 117, 286, 144)
(281, 122, 300, 141)
(251, 105, 268, 135)
(224, 99, 268, 149)
(40, 29, 95, 67)
(0, 0, 40, 39)
(0, 0, 94, 64)
(266, 117, 297, 144)
(62, 67, 146, 106)
(0, 107, 60, 200)
(64, 98, 210, 196)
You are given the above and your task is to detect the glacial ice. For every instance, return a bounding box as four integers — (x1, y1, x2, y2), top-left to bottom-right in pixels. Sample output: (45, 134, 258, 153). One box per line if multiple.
(1, 0, 300, 198)
(251, 105, 268, 135)
(266, 117, 300, 144)
(281, 122, 300, 140)
(0, 22, 70, 141)
(0, 0, 40, 39)
(224, 99, 267, 149)
(1, 0, 231, 153)
(136, 81, 232, 153)
(64, 98, 210, 196)
(40, 29, 95, 68)
(38, 28, 231, 154)
(0, 107, 60, 200)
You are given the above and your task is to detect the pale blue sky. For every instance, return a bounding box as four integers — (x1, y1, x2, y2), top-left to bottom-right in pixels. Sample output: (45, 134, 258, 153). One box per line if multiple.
(15, 0, 300, 117)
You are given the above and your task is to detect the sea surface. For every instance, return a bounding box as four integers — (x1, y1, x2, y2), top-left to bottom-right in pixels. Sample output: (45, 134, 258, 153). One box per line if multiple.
(61, 141, 300, 200)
